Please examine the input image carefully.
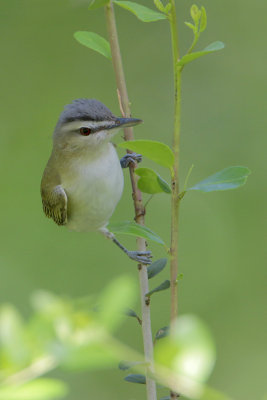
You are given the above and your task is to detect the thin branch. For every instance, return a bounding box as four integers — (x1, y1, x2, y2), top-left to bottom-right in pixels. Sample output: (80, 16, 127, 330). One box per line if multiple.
(104, 2, 157, 400)
(169, 0, 181, 331)
(168, 1, 182, 398)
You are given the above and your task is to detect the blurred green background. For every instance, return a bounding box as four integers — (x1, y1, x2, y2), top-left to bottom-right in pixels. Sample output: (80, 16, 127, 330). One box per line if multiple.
(0, 0, 266, 399)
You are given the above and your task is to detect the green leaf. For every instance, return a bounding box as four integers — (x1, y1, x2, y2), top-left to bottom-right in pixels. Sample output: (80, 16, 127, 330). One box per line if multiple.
(164, 3, 172, 13)
(135, 167, 171, 194)
(177, 41, 225, 67)
(146, 280, 170, 298)
(155, 326, 169, 340)
(63, 342, 118, 370)
(147, 258, 167, 279)
(154, 315, 216, 383)
(188, 166, 251, 192)
(199, 6, 207, 33)
(184, 21, 195, 31)
(153, 0, 165, 13)
(88, 0, 109, 10)
(125, 308, 141, 322)
(157, 175, 172, 193)
(124, 374, 146, 384)
(190, 4, 201, 24)
(119, 140, 174, 169)
(97, 276, 136, 332)
(74, 31, 111, 59)
(108, 221, 165, 245)
(114, 1, 166, 22)
(0, 305, 30, 366)
(176, 273, 184, 281)
(0, 379, 68, 400)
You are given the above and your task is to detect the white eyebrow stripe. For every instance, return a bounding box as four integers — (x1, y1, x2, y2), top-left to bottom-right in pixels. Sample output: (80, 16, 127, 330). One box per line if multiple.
(61, 120, 116, 132)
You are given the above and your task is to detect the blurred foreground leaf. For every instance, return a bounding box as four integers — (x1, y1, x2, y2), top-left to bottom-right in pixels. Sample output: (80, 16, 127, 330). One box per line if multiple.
(0, 305, 30, 368)
(0, 379, 68, 400)
(188, 166, 251, 192)
(114, 1, 166, 22)
(135, 168, 171, 194)
(177, 41, 224, 67)
(62, 342, 118, 370)
(154, 315, 216, 383)
(119, 140, 174, 169)
(97, 276, 136, 332)
(109, 221, 165, 245)
(74, 31, 111, 59)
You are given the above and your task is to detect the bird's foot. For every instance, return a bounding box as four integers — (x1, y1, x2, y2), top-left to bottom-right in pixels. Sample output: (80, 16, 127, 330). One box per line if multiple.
(120, 153, 142, 168)
(126, 250, 152, 265)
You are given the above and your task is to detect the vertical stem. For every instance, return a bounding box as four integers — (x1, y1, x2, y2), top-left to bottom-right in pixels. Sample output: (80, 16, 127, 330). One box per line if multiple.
(169, 1, 181, 329)
(105, 3, 157, 400)
(169, 2, 181, 398)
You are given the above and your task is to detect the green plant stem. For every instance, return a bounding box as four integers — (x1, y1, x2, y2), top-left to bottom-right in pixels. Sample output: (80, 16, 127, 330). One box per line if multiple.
(169, 3, 181, 398)
(104, 3, 157, 399)
(169, 0, 181, 329)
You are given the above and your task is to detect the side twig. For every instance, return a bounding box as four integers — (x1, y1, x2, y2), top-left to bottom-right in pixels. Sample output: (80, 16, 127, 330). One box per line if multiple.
(104, 2, 157, 400)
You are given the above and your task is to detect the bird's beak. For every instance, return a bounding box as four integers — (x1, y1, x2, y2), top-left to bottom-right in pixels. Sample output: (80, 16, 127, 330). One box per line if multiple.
(114, 117, 143, 129)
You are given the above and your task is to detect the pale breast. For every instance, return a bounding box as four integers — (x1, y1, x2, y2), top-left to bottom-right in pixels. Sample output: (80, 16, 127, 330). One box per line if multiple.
(60, 144, 124, 232)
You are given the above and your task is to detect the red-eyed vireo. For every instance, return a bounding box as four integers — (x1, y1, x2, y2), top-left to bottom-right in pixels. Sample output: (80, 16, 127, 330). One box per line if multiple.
(41, 99, 152, 264)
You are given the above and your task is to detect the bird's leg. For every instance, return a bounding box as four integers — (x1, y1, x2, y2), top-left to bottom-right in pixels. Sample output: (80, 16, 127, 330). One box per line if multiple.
(99, 227, 152, 265)
(120, 152, 142, 168)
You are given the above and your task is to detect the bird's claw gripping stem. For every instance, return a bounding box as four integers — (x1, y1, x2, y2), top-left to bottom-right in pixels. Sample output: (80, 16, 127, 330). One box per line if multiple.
(120, 153, 142, 168)
(126, 250, 152, 265)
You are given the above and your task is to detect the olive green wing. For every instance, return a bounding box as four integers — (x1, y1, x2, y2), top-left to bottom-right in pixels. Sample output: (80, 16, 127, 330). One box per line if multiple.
(41, 159, 68, 226)
(41, 185, 68, 226)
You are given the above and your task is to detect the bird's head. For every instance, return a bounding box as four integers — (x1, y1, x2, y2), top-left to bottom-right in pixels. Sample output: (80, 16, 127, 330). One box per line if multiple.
(53, 99, 142, 153)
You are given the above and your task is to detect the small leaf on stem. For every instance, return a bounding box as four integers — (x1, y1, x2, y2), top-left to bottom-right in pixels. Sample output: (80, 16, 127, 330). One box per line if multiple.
(74, 31, 111, 59)
(114, 1, 167, 22)
(88, 0, 109, 10)
(155, 326, 169, 340)
(124, 308, 142, 324)
(153, 0, 165, 13)
(146, 280, 170, 298)
(199, 6, 207, 33)
(176, 273, 184, 281)
(135, 167, 171, 194)
(108, 221, 165, 245)
(147, 258, 168, 279)
(177, 41, 225, 67)
(190, 4, 201, 24)
(188, 166, 251, 192)
(184, 21, 196, 31)
(119, 140, 174, 169)
(124, 374, 146, 384)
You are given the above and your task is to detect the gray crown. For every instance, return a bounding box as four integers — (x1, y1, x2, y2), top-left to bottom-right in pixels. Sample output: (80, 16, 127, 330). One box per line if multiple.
(58, 99, 116, 125)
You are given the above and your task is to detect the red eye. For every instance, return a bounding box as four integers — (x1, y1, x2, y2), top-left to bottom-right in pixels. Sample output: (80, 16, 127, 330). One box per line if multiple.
(80, 127, 91, 136)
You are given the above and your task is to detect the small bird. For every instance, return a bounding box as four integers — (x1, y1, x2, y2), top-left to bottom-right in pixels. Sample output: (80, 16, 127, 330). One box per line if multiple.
(41, 99, 152, 264)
